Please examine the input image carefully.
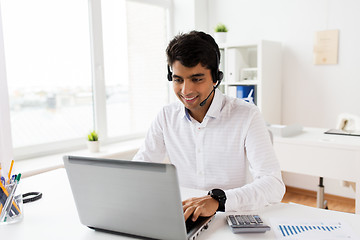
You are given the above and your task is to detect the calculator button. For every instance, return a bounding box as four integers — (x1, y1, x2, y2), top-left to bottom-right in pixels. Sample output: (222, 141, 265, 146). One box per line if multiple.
(249, 215, 257, 224)
(243, 216, 250, 225)
(254, 215, 263, 224)
(235, 215, 245, 225)
(229, 215, 237, 225)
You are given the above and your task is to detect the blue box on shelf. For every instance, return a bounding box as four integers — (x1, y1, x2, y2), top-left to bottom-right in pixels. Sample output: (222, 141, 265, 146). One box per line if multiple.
(236, 85, 256, 104)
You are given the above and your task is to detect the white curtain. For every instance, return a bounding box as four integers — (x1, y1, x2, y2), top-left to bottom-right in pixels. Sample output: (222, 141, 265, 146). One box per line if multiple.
(0, 4, 14, 176)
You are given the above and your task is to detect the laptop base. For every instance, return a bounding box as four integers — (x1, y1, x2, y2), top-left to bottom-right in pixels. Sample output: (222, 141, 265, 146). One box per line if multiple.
(88, 226, 157, 240)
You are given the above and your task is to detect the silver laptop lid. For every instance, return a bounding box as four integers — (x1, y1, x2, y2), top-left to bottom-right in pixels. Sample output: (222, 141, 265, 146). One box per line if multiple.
(63, 155, 188, 240)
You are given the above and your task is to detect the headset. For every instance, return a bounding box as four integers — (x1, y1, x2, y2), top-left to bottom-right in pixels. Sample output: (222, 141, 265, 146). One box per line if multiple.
(167, 48, 224, 107)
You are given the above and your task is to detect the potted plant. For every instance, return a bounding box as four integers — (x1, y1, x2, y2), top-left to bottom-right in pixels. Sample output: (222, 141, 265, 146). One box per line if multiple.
(214, 23, 228, 43)
(87, 130, 100, 153)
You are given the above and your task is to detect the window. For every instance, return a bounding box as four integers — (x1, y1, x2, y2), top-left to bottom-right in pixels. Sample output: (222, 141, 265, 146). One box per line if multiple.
(1, 0, 93, 154)
(0, 0, 171, 159)
(102, 0, 170, 139)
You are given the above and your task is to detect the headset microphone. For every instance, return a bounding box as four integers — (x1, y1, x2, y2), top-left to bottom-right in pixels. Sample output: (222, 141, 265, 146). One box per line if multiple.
(199, 81, 220, 107)
(199, 87, 215, 107)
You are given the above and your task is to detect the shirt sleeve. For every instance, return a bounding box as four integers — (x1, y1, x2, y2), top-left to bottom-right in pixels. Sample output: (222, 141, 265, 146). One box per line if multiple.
(132, 109, 167, 163)
(224, 107, 286, 211)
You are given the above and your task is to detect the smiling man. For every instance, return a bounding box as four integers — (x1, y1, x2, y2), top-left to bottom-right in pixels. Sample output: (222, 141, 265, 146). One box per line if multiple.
(133, 31, 285, 222)
(171, 61, 216, 123)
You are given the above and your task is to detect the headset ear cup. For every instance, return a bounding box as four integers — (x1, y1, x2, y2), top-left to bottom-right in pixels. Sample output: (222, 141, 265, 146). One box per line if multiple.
(167, 65, 172, 81)
(167, 72, 172, 81)
(218, 71, 224, 81)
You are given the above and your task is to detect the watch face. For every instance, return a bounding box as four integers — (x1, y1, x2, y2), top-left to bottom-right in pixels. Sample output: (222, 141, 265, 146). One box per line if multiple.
(211, 188, 226, 199)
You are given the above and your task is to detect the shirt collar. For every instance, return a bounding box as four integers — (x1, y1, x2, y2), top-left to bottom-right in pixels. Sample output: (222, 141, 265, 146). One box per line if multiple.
(182, 88, 224, 121)
(184, 107, 191, 121)
(206, 88, 223, 119)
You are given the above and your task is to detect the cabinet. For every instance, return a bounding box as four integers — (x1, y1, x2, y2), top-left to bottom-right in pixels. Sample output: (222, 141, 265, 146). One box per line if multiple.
(218, 40, 282, 124)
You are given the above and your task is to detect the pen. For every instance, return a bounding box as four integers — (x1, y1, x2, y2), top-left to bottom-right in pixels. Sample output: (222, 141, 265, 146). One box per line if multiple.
(16, 173, 22, 182)
(0, 180, 6, 193)
(0, 183, 10, 220)
(10, 175, 15, 184)
(0, 184, 6, 216)
(7, 160, 14, 184)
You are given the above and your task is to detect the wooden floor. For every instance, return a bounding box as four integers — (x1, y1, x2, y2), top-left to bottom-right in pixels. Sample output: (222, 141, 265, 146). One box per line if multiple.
(282, 186, 355, 214)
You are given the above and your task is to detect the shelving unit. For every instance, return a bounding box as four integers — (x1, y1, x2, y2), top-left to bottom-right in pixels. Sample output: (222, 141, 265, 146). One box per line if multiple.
(218, 40, 282, 124)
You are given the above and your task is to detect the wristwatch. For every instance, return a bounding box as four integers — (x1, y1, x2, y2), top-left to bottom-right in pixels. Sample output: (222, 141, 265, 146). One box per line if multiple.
(208, 188, 227, 212)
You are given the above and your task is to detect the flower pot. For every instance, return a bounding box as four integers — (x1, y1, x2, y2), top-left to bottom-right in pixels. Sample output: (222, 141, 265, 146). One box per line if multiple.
(214, 32, 227, 44)
(87, 141, 100, 153)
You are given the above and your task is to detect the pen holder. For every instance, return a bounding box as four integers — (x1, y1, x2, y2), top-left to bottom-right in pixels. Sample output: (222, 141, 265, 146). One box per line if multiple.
(0, 182, 23, 224)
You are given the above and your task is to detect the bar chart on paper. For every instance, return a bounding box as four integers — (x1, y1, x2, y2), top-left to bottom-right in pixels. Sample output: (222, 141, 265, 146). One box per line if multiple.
(270, 218, 359, 239)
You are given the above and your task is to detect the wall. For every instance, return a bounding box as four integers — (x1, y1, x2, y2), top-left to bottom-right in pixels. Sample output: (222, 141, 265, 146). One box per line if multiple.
(205, 0, 360, 198)
(208, 0, 360, 128)
(172, 0, 208, 34)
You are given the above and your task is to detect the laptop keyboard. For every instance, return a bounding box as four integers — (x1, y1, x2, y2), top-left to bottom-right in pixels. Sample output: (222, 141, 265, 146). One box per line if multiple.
(186, 216, 210, 233)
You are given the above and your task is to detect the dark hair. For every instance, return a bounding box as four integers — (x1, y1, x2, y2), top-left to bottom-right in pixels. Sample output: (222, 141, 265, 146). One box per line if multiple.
(166, 31, 220, 78)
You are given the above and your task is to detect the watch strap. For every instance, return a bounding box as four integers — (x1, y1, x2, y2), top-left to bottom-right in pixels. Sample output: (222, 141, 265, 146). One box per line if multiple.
(208, 188, 226, 212)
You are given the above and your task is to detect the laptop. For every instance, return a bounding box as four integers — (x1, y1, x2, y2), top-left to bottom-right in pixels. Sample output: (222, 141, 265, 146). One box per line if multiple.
(63, 155, 214, 240)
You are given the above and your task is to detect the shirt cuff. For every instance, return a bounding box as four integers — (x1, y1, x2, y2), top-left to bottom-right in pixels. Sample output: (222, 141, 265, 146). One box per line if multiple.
(224, 188, 239, 212)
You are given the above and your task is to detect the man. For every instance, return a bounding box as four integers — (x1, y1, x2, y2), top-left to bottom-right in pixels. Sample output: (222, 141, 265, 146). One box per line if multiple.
(133, 31, 285, 222)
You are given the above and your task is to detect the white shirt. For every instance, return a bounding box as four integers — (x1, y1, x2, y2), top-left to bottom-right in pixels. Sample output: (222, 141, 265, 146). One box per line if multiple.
(133, 89, 285, 211)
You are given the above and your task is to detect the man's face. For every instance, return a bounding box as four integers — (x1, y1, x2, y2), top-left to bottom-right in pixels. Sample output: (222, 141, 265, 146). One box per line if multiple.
(171, 61, 215, 117)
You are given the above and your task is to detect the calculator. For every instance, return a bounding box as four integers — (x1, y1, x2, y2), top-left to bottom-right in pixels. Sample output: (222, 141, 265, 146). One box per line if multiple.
(226, 214, 271, 233)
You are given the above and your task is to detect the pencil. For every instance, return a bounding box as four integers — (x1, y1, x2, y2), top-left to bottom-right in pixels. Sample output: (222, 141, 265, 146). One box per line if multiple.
(7, 160, 14, 184)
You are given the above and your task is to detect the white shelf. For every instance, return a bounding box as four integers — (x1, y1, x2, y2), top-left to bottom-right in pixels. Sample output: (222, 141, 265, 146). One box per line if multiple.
(225, 80, 260, 86)
(219, 40, 282, 124)
(219, 43, 257, 49)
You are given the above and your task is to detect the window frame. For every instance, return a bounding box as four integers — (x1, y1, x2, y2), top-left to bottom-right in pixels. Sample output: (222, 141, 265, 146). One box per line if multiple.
(0, 0, 173, 160)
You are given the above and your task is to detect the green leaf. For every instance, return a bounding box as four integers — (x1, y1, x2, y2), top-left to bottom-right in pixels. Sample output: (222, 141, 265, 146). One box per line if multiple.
(214, 23, 228, 32)
(88, 130, 98, 141)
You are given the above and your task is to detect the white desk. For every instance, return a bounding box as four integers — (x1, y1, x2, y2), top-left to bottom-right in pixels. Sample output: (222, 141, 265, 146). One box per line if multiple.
(1, 168, 360, 239)
(273, 127, 360, 214)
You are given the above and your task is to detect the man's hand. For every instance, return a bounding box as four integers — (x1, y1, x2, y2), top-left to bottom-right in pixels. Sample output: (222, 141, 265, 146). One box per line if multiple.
(182, 195, 218, 221)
